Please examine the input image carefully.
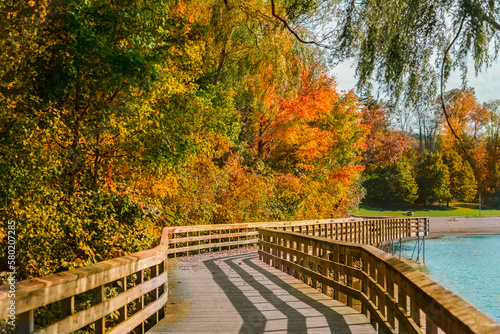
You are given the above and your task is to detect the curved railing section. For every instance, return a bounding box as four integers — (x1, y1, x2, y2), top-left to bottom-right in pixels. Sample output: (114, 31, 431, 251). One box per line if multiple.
(0, 217, 425, 333)
(258, 228, 500, 334)
(1, 242, 170, 334)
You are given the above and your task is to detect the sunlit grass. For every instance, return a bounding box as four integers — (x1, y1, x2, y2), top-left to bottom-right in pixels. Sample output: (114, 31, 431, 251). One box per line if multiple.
(354, 202, 500, 217)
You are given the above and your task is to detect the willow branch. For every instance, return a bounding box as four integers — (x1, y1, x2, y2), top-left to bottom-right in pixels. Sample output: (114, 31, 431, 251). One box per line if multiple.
(270, 0, 323, 47)
(484, 14, 500, 31)
(440, 15, 467, 156)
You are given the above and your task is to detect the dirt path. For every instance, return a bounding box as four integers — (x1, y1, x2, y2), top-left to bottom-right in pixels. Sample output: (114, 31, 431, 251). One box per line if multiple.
(428, 216, 500, 237)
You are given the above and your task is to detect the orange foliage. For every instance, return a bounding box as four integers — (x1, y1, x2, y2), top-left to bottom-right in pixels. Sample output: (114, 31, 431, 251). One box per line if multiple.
(361, 104, 410, 165)
(246, 64, 366, 218)
(253, 68, 364, 168)
(440, 91, 488, 152)
(471, 144, 489, 190)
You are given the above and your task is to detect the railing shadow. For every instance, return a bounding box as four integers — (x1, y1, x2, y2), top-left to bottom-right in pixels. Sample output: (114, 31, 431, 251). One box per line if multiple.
(204, 253, 354, 334)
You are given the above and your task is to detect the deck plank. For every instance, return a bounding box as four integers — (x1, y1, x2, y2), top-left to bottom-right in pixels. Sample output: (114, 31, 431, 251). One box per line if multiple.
(149, 248, 375, 334)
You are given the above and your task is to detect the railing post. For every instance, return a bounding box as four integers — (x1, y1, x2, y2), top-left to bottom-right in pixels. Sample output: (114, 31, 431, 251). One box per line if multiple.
(369, 261, 378, 329)
(398, 279, 408, 332)
(333, 250, 339, 301)
(159, 260, 166, 320)
(426, 316, 438, 334)
(93, 285, 105, 334)
(149, 265, 159, 325)
(361, 253, 368, 317)
(386, 270, 395, 328)
(377, 263, 386, 322)
(117, 277, 127, 323)
(362, 221, 366, 244)
(173, 232, 177, 258)
(19, 310, 34, 334)
(350, 222, 354, 242)
(346, 254, 353, 307)
(410, 299, 421, 327)
(321, 249, 329, 295)
(134, 270, 145, 334)
(62, 296, 74, 317)
(198, 231, 201, 253)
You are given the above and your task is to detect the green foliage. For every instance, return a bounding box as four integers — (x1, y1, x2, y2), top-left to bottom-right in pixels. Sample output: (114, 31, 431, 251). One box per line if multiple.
(415, 151, 451, 204)
(442, 151, 477, 202)
(388, 158, 418, 204)
(1, 189, 158, 279)
(0, 0, 371, 281)
(326, 0, 500, 106)
(355, 202, 500, 217)
(363, 157, 417, 205)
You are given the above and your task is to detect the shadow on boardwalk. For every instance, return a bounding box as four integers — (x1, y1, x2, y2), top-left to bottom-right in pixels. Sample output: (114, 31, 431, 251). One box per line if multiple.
(149, 248, 374, 334)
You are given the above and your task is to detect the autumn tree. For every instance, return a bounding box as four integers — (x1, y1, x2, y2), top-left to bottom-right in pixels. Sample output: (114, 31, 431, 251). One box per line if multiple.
(0, 0, 210, 278)
(439, 89, 488, 153)
(482, 100, 500, 196)
(361, 103, 411, 166)
(250, 67, 366, 219)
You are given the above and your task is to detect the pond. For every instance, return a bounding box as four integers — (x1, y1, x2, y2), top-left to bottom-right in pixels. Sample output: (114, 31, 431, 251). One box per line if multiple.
(398, 235, 500, 322)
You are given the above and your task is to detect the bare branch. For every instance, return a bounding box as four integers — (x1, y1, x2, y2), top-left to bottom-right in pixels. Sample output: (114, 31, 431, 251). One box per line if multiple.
(269, 0, 324, 47)
(223, 0, 232, 11)
(440, 15, 467, 157)
(50, 133, 67, 150)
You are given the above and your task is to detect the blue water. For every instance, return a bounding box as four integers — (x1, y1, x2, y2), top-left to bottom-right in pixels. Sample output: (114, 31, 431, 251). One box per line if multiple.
(399, 235, 500, 322)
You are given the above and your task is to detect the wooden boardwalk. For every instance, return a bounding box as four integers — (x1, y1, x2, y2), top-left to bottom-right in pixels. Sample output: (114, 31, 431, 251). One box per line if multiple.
(149, 247, 375, 334)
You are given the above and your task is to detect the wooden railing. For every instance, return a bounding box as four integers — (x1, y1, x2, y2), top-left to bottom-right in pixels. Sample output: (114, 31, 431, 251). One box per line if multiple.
(0, 217, 425, 333)
(258, 228, 500, 334)
(1, 242, 170, 334)
(164, 217, 428, 255)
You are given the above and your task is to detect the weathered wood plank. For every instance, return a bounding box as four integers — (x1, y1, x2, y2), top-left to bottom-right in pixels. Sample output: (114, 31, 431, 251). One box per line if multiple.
(149, 249, 375, 334)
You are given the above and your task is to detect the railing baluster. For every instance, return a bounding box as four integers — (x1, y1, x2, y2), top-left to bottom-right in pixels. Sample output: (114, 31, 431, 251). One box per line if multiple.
(426, 316, 439, 334)
(117, 277, 127, 323)
(19, 310, 34, 334)
(410, 298, 421, 327)
(346, 254, 353, 307)
(93, 285, 105, 334)
(62, 296, 74, 318)
(134, 270, 145, 334)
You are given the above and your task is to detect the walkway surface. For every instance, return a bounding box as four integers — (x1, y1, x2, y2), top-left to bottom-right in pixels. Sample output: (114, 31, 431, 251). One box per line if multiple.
(149, 247, 375, 334)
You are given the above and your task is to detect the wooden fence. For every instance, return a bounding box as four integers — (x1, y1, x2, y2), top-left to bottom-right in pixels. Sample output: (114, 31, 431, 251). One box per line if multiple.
(0, 217, 426, 333)
(258, 228, 500, 334)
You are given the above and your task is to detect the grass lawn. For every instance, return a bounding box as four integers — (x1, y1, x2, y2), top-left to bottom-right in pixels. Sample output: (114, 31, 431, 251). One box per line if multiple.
(354, 202, 500, 217)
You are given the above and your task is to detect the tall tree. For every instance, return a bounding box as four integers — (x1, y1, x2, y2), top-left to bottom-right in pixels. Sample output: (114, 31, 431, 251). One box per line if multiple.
(442, 151, 477, 202)
(439, 89, 488, 152)
(363, 157, 418, 205)
(361, 103, 411, 166)
(415, 151, 451, 204)
(483, 100, 500, 195)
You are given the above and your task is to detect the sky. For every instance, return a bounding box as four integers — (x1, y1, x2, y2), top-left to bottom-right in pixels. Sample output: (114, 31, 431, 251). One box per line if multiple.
(331, 60, 500, 103)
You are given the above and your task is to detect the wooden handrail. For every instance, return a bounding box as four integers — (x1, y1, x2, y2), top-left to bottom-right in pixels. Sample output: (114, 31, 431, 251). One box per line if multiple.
(258, 227, 500, 334)
(0, 217, 425, 333)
